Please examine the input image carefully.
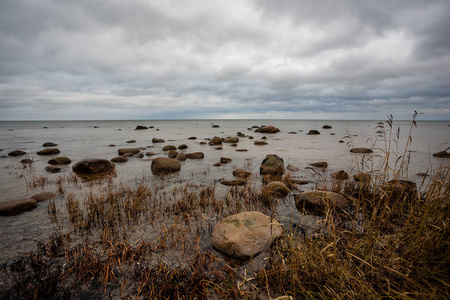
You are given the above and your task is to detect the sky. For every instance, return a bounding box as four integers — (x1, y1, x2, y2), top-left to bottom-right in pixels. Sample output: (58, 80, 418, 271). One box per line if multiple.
(0, 0, 449, 121)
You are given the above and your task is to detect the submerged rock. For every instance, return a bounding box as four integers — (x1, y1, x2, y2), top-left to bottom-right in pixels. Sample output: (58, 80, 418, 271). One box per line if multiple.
(322, 125, 332, 129)
(353, 172, 371, 182)
(260, 154, 285, 177)
(287, 164, 299, 172)
(31, 192, 55, 202)
(8, 150, 27, 157)
(151, 157, 181, 174)
(163, 145, 177, 151)
(350, 148, 373, 154)
(310, 161, 328, 169)
(152, 138, 165, 143)
(219, 179, 247, 186)
(48, 157, 72, 165)
(178, 144, 188, 150)
(295, 190, 349, 214)
(45, 166, 61, 173)
(176, 152, 187, 161)
(209, 137, 223, 145)
(223, 137, 239, 143)
(254, 140, 268, 146)
(135, 125, 148, 130)
(168, 150, 178, 159)
(330, 170, 349, 180)
(211, 211, 282, 260)
(220, 157, 232, 164)
(42, 142, 58, 147)
(72, 158, 115, 174)
(37, 148, 60, 155)
(261, 181, 290, 198)
(186, 152, 204, 159)
(118, 148, 140, 156)
(0, 198, 38, 216)
(433, 150, 449, 158)
(259, 125, 280, 133)
(307, 130, 320, 135)
(111, 156, 129, 163)
(232, 169, 252, 179)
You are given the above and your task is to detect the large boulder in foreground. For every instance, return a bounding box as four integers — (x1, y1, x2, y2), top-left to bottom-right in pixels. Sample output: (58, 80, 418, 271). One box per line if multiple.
(211, 211, 283, 260)
(0, 199, 38, 216)
(295, 190, 349, 214)
(260, 154, 285, 177)
(151, 157, 181, 174)
(259, 125, 280, 133)
(72, 158, 115, 174)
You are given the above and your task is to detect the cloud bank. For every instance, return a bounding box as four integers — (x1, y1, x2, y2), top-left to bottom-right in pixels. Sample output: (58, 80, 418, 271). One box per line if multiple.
(0, 0, 449, 120)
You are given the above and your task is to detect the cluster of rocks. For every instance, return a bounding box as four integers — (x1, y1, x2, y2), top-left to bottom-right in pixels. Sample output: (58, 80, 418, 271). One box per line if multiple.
(0, 191, 55, 216)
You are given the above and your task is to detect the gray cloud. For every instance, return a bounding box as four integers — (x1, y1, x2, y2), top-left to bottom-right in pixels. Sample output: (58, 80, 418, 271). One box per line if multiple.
(0, 0, 449, 120)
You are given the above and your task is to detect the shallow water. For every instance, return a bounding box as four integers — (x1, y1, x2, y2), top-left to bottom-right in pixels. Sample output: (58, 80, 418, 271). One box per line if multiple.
(0, 119, 448, 264)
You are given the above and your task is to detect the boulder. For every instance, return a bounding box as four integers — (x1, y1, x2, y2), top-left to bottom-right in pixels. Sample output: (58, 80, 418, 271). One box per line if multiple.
(433, 150, 449, 158)
(310, 161, 328, 169)
(219, 179, 247, 186)
(350, 148, 373, 154)
(45, 166, 61, 173)
(48, 157, 72, 165)
(223, 137, 239, 143)
(168, 150, 178, 159)
(0, 199, 38, 216)
(146, 151, 157, 156)
(111, 156, 129, 163)
(260, 126, 280, 133)
(384, 180, 418, 199)
(186, 152, 204, 159)
(176, 153, 187, 161)
(353, 172, 371, 182)
(260, 154, 285, 177)
(232, 169, 252, 179)
(254, 141, 268, 146)
(31, 192, 55, 202)
(135, 125, 148, 130)
(307, 130, 320, 135)
(72, 158, 115, 174)
(151, 157, 181, 174)
(188, 137, 197, 140)
(211, 211, 282, 260)
(37, 148, 60, 155)
(134, 153, 144, 158)
(212, 125, 220, 128)
(330, 170, 349, 180)
(126, 140, 136, 143)
(42, 142, 57, 147)
(295, 190, 349, 214)
(220, 157, 232, 164)
(162, 145, 177, 151)
(261, 181, 290, 198)
(213, 162, 222, 167)
(178, 144, 188, 150)
(152, 138, 165, 143)
(322, 125, 332, 129)
(209, 137, 223, 145)
(118, 148, 140, 156)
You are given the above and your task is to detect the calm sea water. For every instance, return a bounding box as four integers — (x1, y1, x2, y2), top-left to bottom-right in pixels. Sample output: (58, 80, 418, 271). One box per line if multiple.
(0, 119, 448, 263)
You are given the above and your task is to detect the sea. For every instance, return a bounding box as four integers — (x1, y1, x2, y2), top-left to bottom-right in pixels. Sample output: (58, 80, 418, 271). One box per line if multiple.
(0, 119, 448, 264)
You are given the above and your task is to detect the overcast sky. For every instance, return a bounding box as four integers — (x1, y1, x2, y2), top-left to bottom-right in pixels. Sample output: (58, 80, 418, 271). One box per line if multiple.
(0, 0, 449, 120)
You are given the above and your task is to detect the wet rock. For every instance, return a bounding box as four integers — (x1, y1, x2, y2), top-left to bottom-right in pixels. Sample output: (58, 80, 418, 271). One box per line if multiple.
(261, 136, 267, 140)
(350, 148, 373, 153)
(261, 181, 290, 198)
(118, 148, 140, 156)
(432, 150, 449, 158)
(45, 166, 61, 173)
(126, 140, 136, 143)
(21, 158, 33, 164)
(212, 125, 220, 128)
(288, 132, 297, 134)
(260, 125, 280, 133)
(416, 172, 429, 177)
(168, 150, 178, 159)
(254, 140, 268, 146)
(322, 125, 332, 129)
(135, 125, 148, 130)
(209, 137, 223, 145)
(213, 162, 222, 166)
(330, 170, 349, 180)
(151, 157, 181, 174)
(186, 152, 204, 159)
(236, 149, 248, 152)
(232, 169, 252, 179)
(42, 142, 57, 147)
(152, 138, 165, 143)
(0, 198, 38, 216)
(134, 153, 144, 158)
(188, 137, 197, 140)
(220, 157, 232, 164)
(176, 152, 187, 161)
(146, 152, 157, 156)
(31, 192, 55, 202)
(290, 178, 310, 185)
(178, 144, 188, 150)
(211, 211, 282, 260)
(339, 140, 345, 143)
(307, 130, 320, 135)
(219, 179, 247, 186)
(72, 158, 115, 174)
(310, 161, 328, 169)
(295, 190, 349, 214)
(163, 145, 177, 151)
(353, 172, 371, 182)
(111, 156, 129, 163)
(215, 147, 223, 150)
(37, 148, 60, 155)
(109, 144, 116, 147)
(124, 153, 135, 157)
(230, 143, 238, 147)
(260, 154, 285, 177)
(48, 157, 72, 165)
(223, 137, 239, 143)
(199, 142, 207, 145)
(287, 164, 299, 172)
